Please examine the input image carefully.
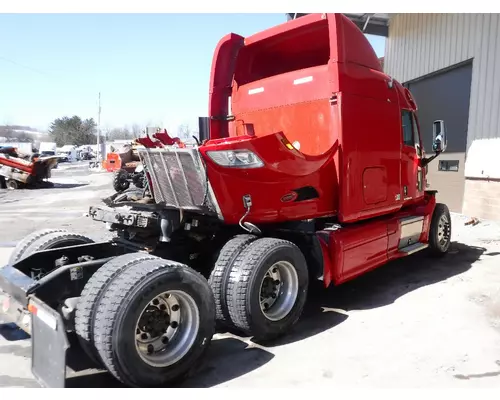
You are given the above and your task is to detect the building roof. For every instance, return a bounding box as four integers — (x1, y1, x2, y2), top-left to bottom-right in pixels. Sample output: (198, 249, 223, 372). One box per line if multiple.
(285, 13, 391, 37)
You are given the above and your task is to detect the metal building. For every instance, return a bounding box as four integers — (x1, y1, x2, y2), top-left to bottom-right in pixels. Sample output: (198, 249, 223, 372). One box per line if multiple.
(286, 13, 500, 220)
(385, 13, 500, 219)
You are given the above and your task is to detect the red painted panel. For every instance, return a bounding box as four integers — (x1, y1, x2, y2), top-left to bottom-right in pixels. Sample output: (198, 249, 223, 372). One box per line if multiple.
(199, 133, 339, 224)
(208, 33, 245, 140)
(363, 167, 388, 205)
(232, 65, 331, 115)
(337, 91, 402, 223)
(327, 13, 382, 72)
(334, 220, 388, 282)
(317, 192, 437, 286)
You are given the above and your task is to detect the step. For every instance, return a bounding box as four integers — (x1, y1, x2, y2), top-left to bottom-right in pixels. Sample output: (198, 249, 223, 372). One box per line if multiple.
(399, 242, 429, 255)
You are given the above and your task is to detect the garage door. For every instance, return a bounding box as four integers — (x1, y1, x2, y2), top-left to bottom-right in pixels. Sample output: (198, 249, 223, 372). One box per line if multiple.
(406, 61, 473, 213)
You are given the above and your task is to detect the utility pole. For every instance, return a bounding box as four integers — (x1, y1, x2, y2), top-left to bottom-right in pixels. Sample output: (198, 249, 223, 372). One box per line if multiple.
(97, 92, 101, 162)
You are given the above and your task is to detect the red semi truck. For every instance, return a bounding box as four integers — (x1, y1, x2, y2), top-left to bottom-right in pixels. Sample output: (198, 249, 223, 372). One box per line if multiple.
(0, 13, 451, 388)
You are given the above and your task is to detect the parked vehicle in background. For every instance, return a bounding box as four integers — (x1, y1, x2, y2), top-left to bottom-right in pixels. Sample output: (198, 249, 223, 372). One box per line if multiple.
(0, 145, 58, 189)
(57, 145, 78, 162)
(38, 141, 57, 158)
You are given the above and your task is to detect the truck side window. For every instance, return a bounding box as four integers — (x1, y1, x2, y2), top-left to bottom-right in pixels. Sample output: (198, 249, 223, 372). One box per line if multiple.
(401, 110, 414, 147)
(412, 113, 423, 157)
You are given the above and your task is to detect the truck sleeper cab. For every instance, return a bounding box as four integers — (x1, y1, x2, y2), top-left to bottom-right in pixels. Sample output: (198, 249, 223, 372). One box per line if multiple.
(203, 13, 428, 226)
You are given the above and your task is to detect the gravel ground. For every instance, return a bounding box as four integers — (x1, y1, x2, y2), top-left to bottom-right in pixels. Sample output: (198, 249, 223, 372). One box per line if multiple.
(0, 162, 116, 245)
(1, 163, 500, 388)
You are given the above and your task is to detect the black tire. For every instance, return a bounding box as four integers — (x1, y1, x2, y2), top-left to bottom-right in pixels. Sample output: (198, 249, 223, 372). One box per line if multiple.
(93, 259, 215, 387)
(20, 231, 94, 262)
(9, 229, 69, 264)
(428, 203, 452, 256)
(6, 179, 18, 190)
(133, 172, 145, 189)
(74, 252, 160, 366)
(208, 234, 258, 328)
(226, 237, 309, 342)
(113, 169, 130, 192)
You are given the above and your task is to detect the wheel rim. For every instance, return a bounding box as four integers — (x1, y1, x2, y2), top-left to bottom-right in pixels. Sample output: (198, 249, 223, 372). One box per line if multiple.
(437, 213, 451, 250)
(259, 261, 299, 321)
(135, 290, 200, 368)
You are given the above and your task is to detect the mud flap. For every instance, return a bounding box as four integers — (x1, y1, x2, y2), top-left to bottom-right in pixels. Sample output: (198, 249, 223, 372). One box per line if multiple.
(30, 297, 69, 388)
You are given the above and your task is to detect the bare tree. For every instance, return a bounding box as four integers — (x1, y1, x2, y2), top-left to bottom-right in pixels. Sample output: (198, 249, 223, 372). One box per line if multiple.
(108, 128, 134, 141)
(130, 124, 143, 138)
(177, 123, 192, 140)
(0, 125, 39, 142)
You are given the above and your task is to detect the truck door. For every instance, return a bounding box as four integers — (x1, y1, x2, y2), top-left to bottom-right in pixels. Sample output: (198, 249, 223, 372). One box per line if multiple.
(401, 110, 425, 203)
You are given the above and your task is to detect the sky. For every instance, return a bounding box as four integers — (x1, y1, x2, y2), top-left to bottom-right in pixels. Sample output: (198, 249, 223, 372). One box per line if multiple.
(0, 13, 386, 134)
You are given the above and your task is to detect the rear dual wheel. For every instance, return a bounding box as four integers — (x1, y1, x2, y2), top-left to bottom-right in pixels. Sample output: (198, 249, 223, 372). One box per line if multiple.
(208, 234, 258, 328)
(210, 236, 309, 342)
(9, 229, 94, 265)
(76, 254, 215, 387)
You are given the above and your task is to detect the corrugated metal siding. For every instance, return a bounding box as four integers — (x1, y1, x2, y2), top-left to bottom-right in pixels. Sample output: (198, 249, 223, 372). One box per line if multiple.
(385, 13, 500, 147)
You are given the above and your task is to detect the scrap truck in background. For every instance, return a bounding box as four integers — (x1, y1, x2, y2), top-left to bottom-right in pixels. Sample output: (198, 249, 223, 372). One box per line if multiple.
(0, 13, 451, 388)
(102, 140, 146, 192)
(103, 128, 187, 193)
(0, 145, 58, 190)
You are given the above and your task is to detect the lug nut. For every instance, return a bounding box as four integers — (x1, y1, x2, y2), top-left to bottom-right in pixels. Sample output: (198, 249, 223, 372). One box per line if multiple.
(170, 321, 179, 329)
(271, 293, 277, 299)
(141, 333, 148, 340)
(272, 268, 278, 274)
(161, 336, 169, 344)
(171, 304, 180, 312)
(159, 304, 167, 311)
(152, 299, 160, 306)
(274, 280, 280, 285)
(147, 344, 154, 354)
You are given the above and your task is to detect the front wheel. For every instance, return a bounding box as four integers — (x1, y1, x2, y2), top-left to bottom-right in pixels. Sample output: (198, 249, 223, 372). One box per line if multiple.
(6, 179, 19, 190)
(225, 237, 309, 342)
(428, 203, 452, 256)
(113, 169, 130, 192)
